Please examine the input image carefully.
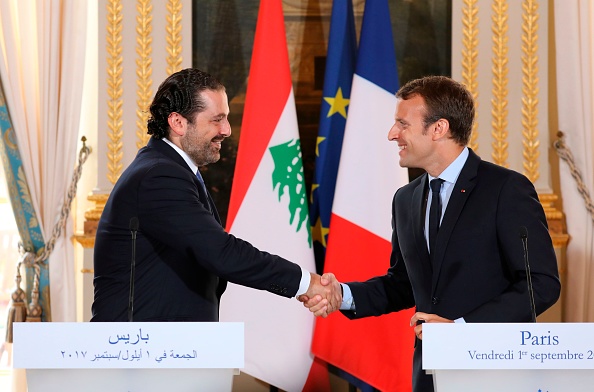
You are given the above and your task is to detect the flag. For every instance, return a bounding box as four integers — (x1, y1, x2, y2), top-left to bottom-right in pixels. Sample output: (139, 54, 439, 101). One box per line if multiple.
(310, 0, 357, 274)
(309, 1, 374, 389)
(220, 1, 321, 391)
(312, 1, 414, 391)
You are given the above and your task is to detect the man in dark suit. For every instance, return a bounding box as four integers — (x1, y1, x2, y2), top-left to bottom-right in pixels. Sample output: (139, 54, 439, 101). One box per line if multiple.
(92, 68, 341, 322)
(301, 76, 560, 392)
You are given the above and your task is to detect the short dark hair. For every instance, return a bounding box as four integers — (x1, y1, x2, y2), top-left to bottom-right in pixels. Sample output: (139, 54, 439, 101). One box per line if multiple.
(147, 68, 225, 139)
(396, 76, 475, 146)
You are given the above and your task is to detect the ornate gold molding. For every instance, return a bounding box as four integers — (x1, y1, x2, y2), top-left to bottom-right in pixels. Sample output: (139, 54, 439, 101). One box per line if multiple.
(491, 0, 509, 167)
(462, 0, 479, 152)
(539, 193, 563, 221)
(136, 0, 153, 149)
(551, 234, 570, 249)
(521, 0, 540, 183)
(74, 235, 97, 249)
(84, 193, 109, 222)
(166, 0, 183, 75)
(74, 193, 109, 249)
(538, 193, 569, 249)
(106, 0, 124, 184)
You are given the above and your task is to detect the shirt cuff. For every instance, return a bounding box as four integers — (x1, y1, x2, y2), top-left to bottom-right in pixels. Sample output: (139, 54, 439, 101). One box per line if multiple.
(295, 267, 310, 297)
(454, 317, 466, 323)
(340, 283, 355, 310)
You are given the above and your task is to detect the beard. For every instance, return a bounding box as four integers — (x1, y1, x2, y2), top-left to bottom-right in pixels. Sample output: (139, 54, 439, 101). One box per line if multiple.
(180, 134, 222, 167)
(179, 119, 225, 166)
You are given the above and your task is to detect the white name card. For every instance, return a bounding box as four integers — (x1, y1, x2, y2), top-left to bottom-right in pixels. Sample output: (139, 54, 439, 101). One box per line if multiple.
(13, 322, 244, 369)
(423, 323, 594, 370)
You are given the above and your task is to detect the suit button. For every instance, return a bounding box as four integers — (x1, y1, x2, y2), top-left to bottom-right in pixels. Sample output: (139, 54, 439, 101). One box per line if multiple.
(432, 297, 439, 305)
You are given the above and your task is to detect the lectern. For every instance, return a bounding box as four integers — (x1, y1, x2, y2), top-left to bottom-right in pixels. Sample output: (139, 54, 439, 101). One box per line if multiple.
(423, 323, 594, 392)
(13, 322, 244, 392)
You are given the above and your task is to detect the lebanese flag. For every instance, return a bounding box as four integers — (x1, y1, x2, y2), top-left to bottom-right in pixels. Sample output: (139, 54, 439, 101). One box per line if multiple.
(219, 1, 326, 391)
(311, 0, 414, 391)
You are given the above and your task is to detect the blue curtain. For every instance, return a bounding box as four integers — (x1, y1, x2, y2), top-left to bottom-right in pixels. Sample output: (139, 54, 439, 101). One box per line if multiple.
(0, 79, 50, 322)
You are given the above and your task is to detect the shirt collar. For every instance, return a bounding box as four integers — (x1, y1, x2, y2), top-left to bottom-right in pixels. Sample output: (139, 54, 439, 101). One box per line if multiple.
(162, 137, 199, 174)
(428, 147, 469, 185)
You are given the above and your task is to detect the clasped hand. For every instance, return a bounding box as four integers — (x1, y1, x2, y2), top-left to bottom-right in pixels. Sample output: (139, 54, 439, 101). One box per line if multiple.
(297, 273, 341, 318)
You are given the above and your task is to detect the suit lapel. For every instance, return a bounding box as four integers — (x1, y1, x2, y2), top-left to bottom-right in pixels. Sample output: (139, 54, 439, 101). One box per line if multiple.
(431, 150, 480, 291)
(205, 189, 221, 224)
(148, 137, 222, 224)
(412, 174, 431, 264)
(194, 177, 221, 223)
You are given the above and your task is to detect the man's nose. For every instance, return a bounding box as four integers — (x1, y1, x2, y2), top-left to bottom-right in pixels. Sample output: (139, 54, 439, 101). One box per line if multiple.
(222, 120, 231, 136)
(387, 124, 399, 141)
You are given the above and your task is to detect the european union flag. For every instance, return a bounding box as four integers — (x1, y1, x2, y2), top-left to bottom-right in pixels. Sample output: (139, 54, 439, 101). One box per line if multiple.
(310, 0, 357, 274)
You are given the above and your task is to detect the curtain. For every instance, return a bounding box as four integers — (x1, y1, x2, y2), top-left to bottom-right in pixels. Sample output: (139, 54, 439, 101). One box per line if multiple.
(0, 0, 88, 323)
(554, 0, 594, 321)
(0, 75, 41, 392)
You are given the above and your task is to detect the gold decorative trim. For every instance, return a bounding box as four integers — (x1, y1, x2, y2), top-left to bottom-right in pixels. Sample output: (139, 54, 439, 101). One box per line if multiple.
(166, 0, 183, 75)
(85, 193, 109, 222)
(74, 193, 110, 248)
(462, 0, 479, 152)
(520, 0, 540, 183)
(106, 0, 124, 184)
(80, 268, 95, 274)
(552, 235, 569, 249)
(135, 0, 153, 149)
(491, 0, 509, 167)
(74, 235, 96, 249)
(539, 193, 564, 221)
(538, 194, 557, 203)
(538, 193, 568, 252)
(544, 210, 564, 220)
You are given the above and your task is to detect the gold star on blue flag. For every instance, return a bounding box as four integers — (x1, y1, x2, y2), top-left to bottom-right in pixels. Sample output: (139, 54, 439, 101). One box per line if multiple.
(324, 87, 350, 118)
(309, 0, 356, 274)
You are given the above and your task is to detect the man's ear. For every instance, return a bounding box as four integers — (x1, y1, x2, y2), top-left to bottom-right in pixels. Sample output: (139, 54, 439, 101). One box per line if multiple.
(432, 118, 450, 140)
(168, 112, 186, 137)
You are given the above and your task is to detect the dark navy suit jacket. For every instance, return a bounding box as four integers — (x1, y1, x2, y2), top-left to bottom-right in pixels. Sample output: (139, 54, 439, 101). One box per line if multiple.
(342, 149, 560, 392)
(92, 137, 301, 322)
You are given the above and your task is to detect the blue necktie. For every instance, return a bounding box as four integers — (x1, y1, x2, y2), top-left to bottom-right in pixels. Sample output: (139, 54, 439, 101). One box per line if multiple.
(196, 169, 207, 192)
(196, 169, 205, 183)
(429, 178, 444, 256)
(196, 169, 211, 209)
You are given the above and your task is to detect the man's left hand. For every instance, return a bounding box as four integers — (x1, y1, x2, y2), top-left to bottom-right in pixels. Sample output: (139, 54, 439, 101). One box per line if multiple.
(409, 312, 453, 340)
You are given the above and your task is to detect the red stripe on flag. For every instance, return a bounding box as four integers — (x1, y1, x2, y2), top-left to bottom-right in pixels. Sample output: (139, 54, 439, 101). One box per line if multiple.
(313, 214, 414, 391)
(302, 356, 331, 392)
(226, 0, 292, 230)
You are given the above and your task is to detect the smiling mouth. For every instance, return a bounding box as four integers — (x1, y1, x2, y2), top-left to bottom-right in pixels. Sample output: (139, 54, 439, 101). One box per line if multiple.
(398, 145, 407, 151)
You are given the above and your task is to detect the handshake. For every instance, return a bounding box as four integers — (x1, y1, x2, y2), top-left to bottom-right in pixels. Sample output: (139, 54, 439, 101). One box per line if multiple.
(298, 272, 342, 318)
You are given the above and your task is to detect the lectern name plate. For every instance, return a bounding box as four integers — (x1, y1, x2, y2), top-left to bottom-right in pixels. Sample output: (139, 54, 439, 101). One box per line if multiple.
(423, 323, 594, 370)
(13, 322, 244, 369)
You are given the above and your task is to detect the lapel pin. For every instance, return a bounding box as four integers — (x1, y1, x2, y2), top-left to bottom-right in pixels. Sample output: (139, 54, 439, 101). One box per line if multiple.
(461, 189, 466, 193)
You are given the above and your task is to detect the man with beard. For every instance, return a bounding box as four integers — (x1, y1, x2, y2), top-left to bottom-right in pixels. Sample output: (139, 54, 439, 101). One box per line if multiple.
(92, 68, 341, 322)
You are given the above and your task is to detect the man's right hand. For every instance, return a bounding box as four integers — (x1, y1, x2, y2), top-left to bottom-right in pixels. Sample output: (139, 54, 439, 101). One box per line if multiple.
(298, 273, 341, 317)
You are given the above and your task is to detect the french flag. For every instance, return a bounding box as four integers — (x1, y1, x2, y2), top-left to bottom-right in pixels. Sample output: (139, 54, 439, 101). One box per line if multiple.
(312, 0, 413, 390)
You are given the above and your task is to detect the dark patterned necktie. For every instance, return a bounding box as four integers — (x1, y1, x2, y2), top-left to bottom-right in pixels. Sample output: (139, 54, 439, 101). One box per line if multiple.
(196, 170, 212, 213)
(428, 178, 444, 256)
(196, 169, 206, 191)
